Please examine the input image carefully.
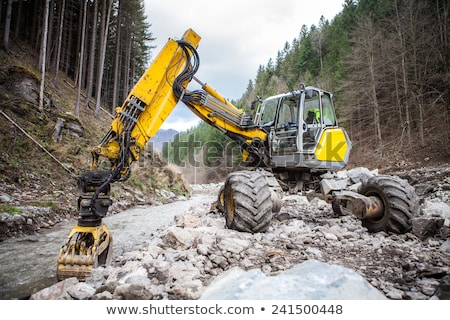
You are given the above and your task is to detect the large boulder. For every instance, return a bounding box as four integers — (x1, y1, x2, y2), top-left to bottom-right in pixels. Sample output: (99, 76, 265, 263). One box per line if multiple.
(200, 259, 387, 300)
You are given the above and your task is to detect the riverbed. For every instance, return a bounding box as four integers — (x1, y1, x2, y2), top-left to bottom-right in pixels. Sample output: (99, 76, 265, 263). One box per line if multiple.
(0, 192, 216, 299)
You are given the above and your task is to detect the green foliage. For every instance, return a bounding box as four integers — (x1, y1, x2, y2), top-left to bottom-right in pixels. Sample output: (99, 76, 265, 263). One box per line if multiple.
(37, 200, 58, 210)
(128, 174, 145, 191)
(0, 204, 22, 215)
(163, 121, 235, 168)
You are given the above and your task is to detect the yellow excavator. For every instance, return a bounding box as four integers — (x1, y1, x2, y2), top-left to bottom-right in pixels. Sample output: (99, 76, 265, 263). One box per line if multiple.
(56, 29, 419, 280)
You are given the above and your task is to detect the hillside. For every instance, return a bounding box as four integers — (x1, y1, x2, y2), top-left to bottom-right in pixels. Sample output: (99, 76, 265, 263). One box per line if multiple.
(0, 40, 190, 240)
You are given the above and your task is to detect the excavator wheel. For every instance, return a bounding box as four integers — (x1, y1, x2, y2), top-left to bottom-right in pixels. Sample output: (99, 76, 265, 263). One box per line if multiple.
(358, 175, 419, 234)
(223, 170, 273, 233)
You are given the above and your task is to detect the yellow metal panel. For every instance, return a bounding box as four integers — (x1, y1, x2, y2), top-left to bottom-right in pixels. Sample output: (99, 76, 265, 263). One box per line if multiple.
(314, 128, 350, 163)
(189, 103, 267, 141)
(131, 29, 201, 150)
(131, 40, 179, 102)
(185, 82, 267, 141)
(105, 29, 199, 153)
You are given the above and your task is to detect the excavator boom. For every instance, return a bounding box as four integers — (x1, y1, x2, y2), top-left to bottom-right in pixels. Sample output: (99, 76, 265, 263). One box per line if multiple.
(93, 29, 201, 176)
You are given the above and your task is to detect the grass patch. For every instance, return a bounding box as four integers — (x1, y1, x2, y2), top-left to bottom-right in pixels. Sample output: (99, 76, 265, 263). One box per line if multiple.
(36, 200, 59, 210)
(0, 204, 22, 215)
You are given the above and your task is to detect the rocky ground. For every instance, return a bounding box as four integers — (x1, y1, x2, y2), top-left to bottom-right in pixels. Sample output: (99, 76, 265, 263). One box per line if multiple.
(29, 164, 450, 300)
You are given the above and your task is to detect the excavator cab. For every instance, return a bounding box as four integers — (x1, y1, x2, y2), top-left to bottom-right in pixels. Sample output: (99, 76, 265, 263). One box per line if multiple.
(253, 86, 351, 170)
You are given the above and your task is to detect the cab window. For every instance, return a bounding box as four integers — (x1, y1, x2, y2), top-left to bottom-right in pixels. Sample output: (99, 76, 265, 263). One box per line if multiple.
(321, 93, 337, 126)
(304, 90, 320, 124)
(260, 98, 278, 126)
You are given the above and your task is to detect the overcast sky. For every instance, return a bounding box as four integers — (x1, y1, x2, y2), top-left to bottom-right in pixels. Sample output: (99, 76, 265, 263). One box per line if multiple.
(142, 0, 345, 131)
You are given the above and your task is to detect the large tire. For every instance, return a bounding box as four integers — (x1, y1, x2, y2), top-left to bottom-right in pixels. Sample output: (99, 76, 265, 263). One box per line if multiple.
(224, 170, 273, 233)
(359, 175, 419, 234)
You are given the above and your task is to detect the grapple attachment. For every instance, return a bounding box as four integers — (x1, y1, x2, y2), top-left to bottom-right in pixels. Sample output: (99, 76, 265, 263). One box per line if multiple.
(56, 223, 112, 280)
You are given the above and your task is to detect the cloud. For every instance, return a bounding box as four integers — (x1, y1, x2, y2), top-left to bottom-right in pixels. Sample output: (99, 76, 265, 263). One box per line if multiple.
(143, 0, 344, 131)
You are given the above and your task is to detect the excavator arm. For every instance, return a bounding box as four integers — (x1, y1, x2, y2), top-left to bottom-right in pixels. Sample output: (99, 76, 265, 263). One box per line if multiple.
(93, 29, 267, 178)
(57, 28, 268, 280)
(91, 29, 201, 179)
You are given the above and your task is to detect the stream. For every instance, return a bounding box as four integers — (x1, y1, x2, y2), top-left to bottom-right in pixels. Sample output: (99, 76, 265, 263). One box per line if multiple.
(0, 192, 216, 299)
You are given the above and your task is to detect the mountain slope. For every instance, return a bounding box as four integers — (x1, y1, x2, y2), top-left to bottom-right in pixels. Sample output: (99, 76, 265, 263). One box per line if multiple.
(151, 128, 179, 152)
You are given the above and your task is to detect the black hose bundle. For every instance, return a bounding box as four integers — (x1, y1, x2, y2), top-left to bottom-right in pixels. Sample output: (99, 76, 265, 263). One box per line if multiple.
(172, 40, 203, 105)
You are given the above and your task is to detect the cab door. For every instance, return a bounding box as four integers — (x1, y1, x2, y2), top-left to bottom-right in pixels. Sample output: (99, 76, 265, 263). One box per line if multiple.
(302, 89, 323, 151)
(270, 96, 300, 155)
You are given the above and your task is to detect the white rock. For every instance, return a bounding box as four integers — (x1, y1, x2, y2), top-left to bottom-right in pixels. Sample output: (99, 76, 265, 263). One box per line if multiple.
(421, 200, 450, 218)
(200, 260, 387, 300)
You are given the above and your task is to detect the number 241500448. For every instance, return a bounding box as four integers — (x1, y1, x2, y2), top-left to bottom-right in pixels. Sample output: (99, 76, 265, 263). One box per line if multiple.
(271, 304, 343, 315)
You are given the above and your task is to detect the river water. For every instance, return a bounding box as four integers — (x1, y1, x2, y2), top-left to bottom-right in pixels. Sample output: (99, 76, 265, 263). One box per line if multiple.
(0, 193, 216, 299)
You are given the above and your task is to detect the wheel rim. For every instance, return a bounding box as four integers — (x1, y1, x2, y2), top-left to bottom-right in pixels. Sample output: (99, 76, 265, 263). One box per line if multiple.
(219, 188, 225, 208)
(362, 188, 387, 223)
(225, 184, 234, 226)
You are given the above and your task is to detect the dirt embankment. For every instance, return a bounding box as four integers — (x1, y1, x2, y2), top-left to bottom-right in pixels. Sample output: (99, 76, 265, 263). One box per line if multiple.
(0, 46, 190, 241)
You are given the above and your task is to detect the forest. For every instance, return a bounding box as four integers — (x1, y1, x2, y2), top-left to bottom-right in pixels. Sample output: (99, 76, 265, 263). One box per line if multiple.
(0, 0, 152, 117)
(1, 0, 449, 184)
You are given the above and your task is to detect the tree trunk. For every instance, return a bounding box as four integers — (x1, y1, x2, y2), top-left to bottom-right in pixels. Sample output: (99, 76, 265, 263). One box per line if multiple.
(392, 67, 407, 148)
(64, 0, 73, 75)
(2, 0, 13, 51)
(39, 0, 50, 111)
(94, 0, 113, 116)
(31, 0, 41, 52)
(54, 0, 65, 80)
(405, 0, 425, 148)
(112, 0, 122, 112)
(393, 0, 412, 152)
(13, 0, 23, 39)
(85, 0, 98, 108)
(75, 0, 88, 118)
(368, 51, 382, 152)
(74, 0, 84, 85)
(400, 52, 411, 152)
(122, 31, 131, 101)
(45, 0, 55, 70)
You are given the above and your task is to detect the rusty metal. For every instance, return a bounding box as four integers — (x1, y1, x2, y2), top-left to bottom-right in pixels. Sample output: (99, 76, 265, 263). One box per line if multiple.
(325, 189, 385, 220)
(363, 196, 384, 219)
